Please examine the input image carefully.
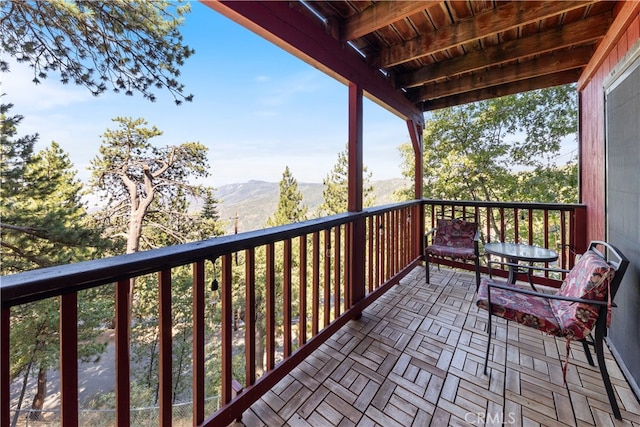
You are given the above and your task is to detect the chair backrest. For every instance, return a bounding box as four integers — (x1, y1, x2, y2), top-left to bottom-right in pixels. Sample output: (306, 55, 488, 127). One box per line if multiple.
(551, 241, 629, 340)
(433, 218, 477, 248)
(586, 241, 629, 301)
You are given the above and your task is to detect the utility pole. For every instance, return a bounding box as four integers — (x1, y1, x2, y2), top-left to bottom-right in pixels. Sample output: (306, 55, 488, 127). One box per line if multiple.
(233, 212, 238, 235)
(232, 212, 238, 265)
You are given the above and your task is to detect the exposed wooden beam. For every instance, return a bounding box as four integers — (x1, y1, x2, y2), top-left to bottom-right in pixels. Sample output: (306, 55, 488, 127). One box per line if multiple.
(340, 1, 438, 41)
(578, 0, 640, 89)
(422, 69, 582, 111)
(411, 45, 594, 103)
(397, 12, 612, 89)
(203, 0, 424, 126)
(376, 1, 597, 68)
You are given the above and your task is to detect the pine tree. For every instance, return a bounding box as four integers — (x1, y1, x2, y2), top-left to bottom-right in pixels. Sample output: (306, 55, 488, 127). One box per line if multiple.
(319, 145, 375, 216)
(1, 104, 106, 271)
(266, 166, 308, 227)
(88, 117, 224, 405)
(1, 103, 110, 421)
(89, 116, 209, 254)
(197, 187, 225, 239)
(202, 187, 221, 222)
(0, 100, 36, 192)
(1, 1, 194, 104)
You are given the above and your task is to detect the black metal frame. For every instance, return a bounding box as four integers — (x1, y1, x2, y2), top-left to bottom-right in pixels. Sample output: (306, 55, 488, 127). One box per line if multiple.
(480, 241, 629, 419)
(424, 219, 481, 291)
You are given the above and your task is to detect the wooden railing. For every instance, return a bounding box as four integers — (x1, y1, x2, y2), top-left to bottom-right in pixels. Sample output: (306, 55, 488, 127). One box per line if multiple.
(423, 199, 587, 287)
(0, 199, 587, 426)
(1, 201, 421, 427)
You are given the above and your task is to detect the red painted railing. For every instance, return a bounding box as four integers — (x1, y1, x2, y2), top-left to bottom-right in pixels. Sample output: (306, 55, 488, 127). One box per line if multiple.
(1, 202, 421, 427)
(423, 200, 587, 287)
(0, 200, 586, 426)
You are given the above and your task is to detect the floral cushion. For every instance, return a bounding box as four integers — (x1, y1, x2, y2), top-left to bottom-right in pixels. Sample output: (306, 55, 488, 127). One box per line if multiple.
(476, 279, 562, 335)
(426, 219, 477, 260)
(550, 251, 614, 340)
(476, 250, 614, 340)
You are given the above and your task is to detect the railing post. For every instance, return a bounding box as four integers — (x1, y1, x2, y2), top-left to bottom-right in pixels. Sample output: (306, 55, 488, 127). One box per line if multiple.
(1, 307, 9, 427)
(115, 279, 131, 427)
(283, 239, 292, 357)
(572, 205, 588, 259)
(60, 293, 78, 427)
(348, 218, 366, 313)
(221, 253, 234, 404)
(192, 262, 205, 426)
(298, 240, 307, 346)
(414, 203, 425, 260)
(158, 270, 172, 427)
(245, 249, 257, 385)
(265, 244, 276, 370)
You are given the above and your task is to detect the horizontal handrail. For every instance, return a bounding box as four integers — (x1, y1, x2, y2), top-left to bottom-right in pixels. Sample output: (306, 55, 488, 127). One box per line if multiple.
(0, 201, 421, 308)
(424, 198, 585, 210)
(423, 199, 587, 287)
(1, 200, 421, 427)
(1, 198, 586, 426)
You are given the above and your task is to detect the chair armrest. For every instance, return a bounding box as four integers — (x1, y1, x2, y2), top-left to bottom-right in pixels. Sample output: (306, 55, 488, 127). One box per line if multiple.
(485, 281, 610, 307)
(425, 227, 437, 238)
(424, 227, 437, 246)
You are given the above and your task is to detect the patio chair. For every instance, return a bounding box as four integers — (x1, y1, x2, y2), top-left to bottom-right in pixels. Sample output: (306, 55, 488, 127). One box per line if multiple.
(424, 218, 481, 291)
(476, 241, 629, 419)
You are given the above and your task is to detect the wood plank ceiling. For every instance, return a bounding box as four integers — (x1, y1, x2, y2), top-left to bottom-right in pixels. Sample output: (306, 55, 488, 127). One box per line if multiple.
(207, 1, 619, 116)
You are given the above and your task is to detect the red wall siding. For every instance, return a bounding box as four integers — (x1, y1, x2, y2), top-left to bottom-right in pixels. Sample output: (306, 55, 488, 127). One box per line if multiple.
(579, 12, 640, 243)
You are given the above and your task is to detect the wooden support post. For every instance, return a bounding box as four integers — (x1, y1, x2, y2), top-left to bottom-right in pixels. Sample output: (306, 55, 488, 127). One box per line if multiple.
(407, 119, 425, 258)
(348, 82, 365, 310)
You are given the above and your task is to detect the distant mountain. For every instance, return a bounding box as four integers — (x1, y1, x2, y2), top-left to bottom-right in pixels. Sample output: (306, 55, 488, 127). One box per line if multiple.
(213, 179, 411, 234)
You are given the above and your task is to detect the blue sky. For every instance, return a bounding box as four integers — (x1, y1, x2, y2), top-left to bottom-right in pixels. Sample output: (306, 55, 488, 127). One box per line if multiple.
(2, 1, 411, 188)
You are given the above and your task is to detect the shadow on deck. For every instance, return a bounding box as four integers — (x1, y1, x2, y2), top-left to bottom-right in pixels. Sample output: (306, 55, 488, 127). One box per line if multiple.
(240, 266, 640, 427)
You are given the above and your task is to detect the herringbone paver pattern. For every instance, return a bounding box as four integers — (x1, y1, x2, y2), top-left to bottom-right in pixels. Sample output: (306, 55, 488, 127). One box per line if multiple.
(240, 267, 640, 426)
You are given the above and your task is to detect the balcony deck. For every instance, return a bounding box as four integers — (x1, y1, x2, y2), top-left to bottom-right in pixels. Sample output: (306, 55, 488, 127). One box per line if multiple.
(240, 266, 640, 427)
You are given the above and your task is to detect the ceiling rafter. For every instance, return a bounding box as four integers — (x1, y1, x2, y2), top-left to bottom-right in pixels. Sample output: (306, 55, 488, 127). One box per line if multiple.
(396, 12, 612, 89)
(374, 0, 598, 68)
(340, 1, 439, 42)
(410, 45, 594, 103)
(206, 1, 623, 114)
(422, 69, 582, 111)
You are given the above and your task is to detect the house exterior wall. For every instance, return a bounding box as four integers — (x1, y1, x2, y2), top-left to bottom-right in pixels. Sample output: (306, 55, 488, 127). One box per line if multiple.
(579, 12, 640, 242)
(578, 8, 640, 398)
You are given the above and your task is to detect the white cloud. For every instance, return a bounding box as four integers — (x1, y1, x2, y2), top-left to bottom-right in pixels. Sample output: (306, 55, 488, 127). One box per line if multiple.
(2, 60, 92, 110)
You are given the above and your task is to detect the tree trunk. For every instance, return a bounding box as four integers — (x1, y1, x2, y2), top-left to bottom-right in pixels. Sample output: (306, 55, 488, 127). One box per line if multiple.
(148, 334, 159, 404)
(11, 359, 33, 427)
(29, 366, 47, 421)
(126, 209, 144, 254)
(126, 199, 151, 313)
(127, 211, 143, 311)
